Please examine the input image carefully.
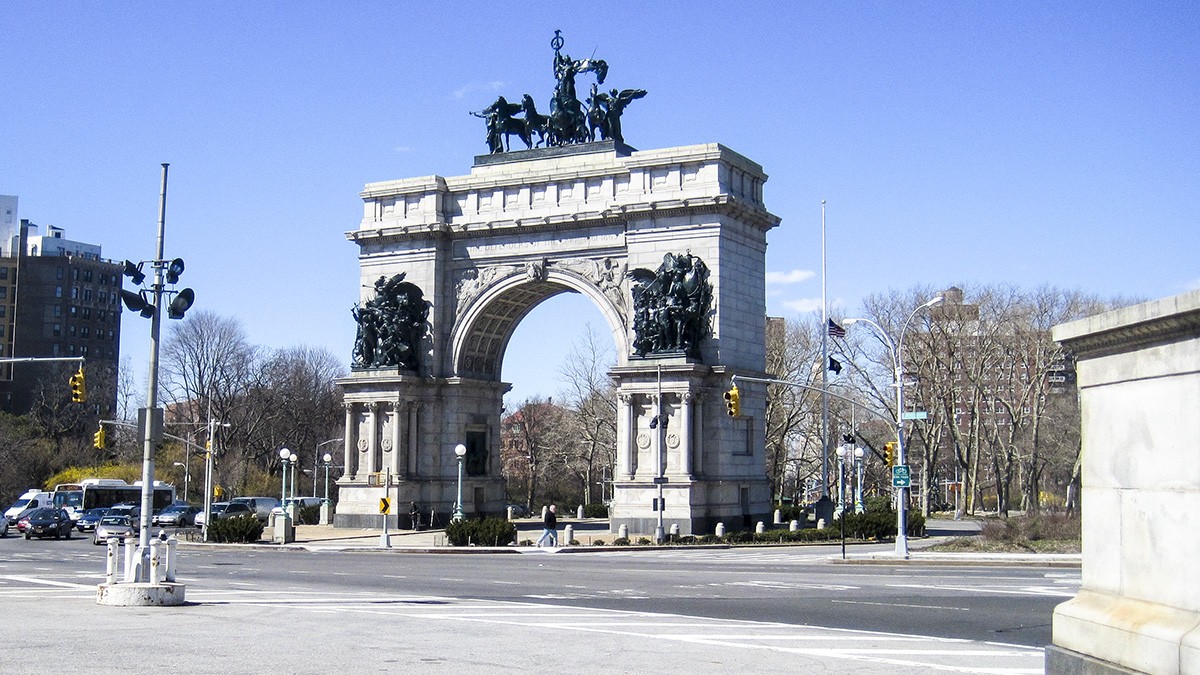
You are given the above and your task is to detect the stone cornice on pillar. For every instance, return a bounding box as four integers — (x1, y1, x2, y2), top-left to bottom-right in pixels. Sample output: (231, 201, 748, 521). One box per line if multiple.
(1053, 290, 1200, 361)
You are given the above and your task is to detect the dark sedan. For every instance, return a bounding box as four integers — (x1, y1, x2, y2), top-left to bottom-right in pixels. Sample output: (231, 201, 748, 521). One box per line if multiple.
(24, 508, 73, 540)
(76, 507, 109, 532)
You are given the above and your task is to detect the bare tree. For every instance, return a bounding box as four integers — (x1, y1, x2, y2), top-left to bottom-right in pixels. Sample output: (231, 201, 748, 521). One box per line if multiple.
(556, 325, 617, 505)
(501, 397, 569, 511)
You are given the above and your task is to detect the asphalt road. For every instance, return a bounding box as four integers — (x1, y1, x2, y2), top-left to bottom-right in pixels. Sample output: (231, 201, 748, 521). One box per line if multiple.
(0, 528, 1073, 673)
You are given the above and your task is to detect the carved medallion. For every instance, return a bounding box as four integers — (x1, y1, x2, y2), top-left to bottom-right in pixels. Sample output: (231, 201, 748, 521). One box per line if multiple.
(381, 437, 393, 452)
(636, 433, 651, 449)
(666, 433, 680, 449)
(357, 438, 369, 452)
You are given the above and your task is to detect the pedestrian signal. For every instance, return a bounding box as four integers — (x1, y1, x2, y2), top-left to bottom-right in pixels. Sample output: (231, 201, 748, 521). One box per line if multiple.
(724, 385, 740, 417)
(69, 366, 86, 403)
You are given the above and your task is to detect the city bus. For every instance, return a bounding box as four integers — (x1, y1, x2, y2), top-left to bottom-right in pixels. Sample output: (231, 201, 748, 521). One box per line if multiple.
(53, 479, 176, 520)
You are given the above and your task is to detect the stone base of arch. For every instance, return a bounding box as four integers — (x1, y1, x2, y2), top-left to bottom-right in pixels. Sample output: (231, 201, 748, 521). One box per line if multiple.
(608, 357, 772, 537)
(332, 370, 507, 529)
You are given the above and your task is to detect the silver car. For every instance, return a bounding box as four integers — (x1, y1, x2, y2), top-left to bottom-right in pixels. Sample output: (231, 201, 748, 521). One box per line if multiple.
(93, 514, 134, 545)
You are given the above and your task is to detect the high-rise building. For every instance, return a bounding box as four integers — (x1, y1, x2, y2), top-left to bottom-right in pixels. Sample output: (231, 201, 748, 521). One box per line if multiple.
(0, 197, 122, 415)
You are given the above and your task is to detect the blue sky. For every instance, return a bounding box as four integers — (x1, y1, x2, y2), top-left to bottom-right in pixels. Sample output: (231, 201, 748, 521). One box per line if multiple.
(3, 2, 1196, 406)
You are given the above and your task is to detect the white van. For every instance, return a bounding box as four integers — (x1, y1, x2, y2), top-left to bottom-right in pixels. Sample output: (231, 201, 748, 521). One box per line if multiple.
(5, 490, 53, 525)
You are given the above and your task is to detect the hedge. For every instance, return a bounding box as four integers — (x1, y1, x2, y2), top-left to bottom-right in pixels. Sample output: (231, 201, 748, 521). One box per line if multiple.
(445, 517, 517, 546)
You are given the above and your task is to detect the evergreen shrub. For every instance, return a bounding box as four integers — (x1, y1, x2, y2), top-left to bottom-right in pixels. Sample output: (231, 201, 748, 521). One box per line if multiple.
(445, 517, 517, 546)
(208, 514, 264, 543)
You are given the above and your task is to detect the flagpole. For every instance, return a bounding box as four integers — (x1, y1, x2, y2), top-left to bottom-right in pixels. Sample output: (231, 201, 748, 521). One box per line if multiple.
(820, 200, 829, 501)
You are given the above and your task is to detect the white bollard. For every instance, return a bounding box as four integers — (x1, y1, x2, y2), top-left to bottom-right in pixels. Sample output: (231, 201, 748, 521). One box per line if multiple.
(123, 533, 137, 582)
(618, 524, 629, 540)
(507, 506, 514, 521)
(669, 523, 679, 540)
(563, 524, 573, 546)
(150, 539, 161, 585)
(577, 505, 585, 519)
(817, 518, 826, 530)
(789, 519, 799, 532)
(756, 521, 765, 534)
(105, 539, 119, 584)
(715, 522, 726, 537)
(773, 509, 782, 524)
(165, 536, 178, 582)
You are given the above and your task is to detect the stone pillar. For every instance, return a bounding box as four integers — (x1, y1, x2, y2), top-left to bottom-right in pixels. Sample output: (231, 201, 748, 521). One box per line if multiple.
(680, 392, 693, 477)
(691, 392, 704, 478)
(619, 393, 635, 479)
(407, 402, 420, 477)
(387, 402, 402, 476)
(366, 402, 380, 476)
(1047, 290, 1200, 675)
(343, 403, 355, 479)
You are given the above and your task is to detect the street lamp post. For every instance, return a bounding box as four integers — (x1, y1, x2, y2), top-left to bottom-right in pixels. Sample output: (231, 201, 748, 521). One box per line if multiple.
(844, 295, 943, 559)
(834, 445, 847, 518)
(852, 446, 865, 514)
(279, 447, 291, 506)
(173, 461, 189, 503)
(452, 443, 467, 522)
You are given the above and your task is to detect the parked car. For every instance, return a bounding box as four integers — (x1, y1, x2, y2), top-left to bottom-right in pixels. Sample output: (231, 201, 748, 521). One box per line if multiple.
(152, 504, 199, 527)
(15, 513, 32, 534)
(93, 514, 134, 545)
(506, 504, 530, 518)
(229, 497, 280, 522)
(76, 507, 109, 532)
(195, 501, 253, 528)
(24, 508, 73, 540)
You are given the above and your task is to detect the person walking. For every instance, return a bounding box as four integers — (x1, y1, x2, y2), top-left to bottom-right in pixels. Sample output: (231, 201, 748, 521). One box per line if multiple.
(536, 504, 558, 547)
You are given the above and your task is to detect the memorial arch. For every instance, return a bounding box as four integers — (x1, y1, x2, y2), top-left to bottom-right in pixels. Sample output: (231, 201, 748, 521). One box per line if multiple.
(335, 141, 780, 535)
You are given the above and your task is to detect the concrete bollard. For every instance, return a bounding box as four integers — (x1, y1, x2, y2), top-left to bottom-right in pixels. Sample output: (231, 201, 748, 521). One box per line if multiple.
(789, 519, 799, 532)
(507, 506, 514, 521)
(618, 524, 628, 540)
(817, 518, 826, 530)
(756, 521, 765, 534)
(563, 524, 573, 546)
(105, 538, 119, 584)
(774, 509, 782, 524)
(715, 522, 726, 537)
(150, 539, 161, 584)
(577, 505, 585, 519)
(123, 533, 137, 582)
(165, 536, 178, 582)
(669, 523, 679, 537)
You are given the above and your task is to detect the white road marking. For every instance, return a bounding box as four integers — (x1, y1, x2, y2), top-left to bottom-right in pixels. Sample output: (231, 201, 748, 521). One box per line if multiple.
(833, 599, 970, 611)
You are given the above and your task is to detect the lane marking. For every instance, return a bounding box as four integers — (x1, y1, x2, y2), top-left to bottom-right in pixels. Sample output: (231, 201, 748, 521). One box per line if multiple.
(833, 599, 970, 611)
(0, 574, 96, 589)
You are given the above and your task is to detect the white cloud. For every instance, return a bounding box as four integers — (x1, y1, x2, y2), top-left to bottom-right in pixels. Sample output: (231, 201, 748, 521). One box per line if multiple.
(782, 298, 822, 313)
(453, 80, 507, 100)
(766, 269, 815, 285)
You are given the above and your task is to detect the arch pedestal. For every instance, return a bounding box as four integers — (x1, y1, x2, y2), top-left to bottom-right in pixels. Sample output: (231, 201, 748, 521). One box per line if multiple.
(338, 142, 780, 535)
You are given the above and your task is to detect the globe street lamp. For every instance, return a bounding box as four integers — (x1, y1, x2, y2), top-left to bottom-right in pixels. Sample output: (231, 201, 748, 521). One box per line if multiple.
(320, 452, 334, 526)
(844, 295, 943, 559)
(852, 446, 866, 514)
(279, 447, 291, 505)
(452, 443, 467, 522)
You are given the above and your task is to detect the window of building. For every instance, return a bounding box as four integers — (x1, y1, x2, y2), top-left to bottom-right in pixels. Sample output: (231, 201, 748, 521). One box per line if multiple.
(0, 306, 5, 318)
(81, 346, 88, 356)
(53, 305, 62, 318)
(56, 267, 64, 280)
(84, 270, 93, 282)
(68, 344, 75, 355)
(72, 268, 80, 280)
(82, 308, 91, 319)
(69, 325, 76, 337)
(52, 323, 61, 337)
(0, 266, 7, 279)
(81, 327, 90, 339)
(51, 343, 60, 356)
(71, 287, 79, 300)
(69, 306, 77, 316)
(0, 287, 5, 300)
(55, 286, 62, 298)
(83, 289, 92, 302)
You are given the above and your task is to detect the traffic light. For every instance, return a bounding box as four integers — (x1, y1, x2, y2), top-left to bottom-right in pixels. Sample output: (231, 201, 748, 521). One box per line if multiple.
(885, 442, 896, 467)
(93, 425, 106, 450)
(69, 366, 86, 403)
(724, 385, 740, 417)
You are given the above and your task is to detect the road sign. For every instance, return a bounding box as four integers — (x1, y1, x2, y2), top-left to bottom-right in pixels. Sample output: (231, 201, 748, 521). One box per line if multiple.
(892, 465, 911, 488)
(901, 411, 928, 420)
(652, 476, 669, 485)
(379, 498, 391, 514)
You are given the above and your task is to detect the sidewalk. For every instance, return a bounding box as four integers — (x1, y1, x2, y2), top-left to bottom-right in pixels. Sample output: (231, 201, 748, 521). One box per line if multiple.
(180, 521, 1081, 566)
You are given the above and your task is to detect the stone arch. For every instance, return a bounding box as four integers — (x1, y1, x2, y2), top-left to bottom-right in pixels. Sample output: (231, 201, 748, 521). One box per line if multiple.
(450, 266, 629, 381)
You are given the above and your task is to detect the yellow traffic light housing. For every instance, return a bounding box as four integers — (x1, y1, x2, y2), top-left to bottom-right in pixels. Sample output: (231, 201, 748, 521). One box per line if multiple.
(93, 425, 106, 450)
(69, 366, 86, 403)
(885, 442, 896, 467)
(724, 385, 740, 417)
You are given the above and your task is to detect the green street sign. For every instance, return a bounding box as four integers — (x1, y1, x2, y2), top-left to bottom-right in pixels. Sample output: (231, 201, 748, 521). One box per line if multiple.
(892, 465, 911, 488)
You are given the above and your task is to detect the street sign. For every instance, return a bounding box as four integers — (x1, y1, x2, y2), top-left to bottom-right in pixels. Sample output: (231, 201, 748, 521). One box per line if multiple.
(652, 476, 669, 485)
(902, 411, 928, 420)
(379, 498, 391, 514)
(892, 465, 911, 488)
